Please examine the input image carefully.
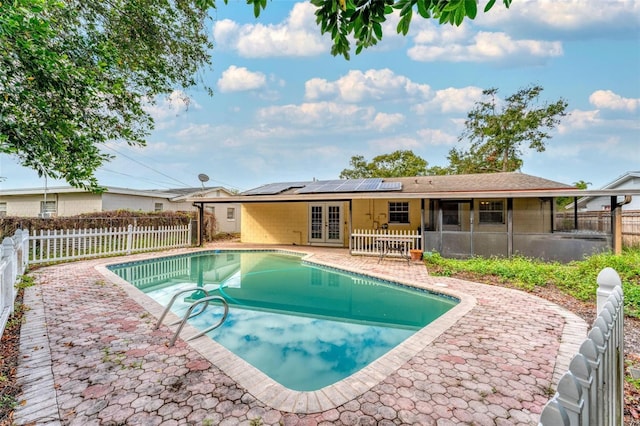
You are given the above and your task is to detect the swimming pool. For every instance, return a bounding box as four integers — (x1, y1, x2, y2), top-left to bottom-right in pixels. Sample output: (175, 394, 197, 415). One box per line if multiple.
(108, 250, 458, 391)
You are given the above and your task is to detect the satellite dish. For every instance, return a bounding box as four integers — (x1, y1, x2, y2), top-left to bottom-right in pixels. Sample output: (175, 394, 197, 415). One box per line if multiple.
(198, 173, 209, 183)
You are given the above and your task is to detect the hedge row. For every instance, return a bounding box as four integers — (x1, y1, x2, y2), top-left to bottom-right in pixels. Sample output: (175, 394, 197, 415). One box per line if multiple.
(0, 210, 197, 238)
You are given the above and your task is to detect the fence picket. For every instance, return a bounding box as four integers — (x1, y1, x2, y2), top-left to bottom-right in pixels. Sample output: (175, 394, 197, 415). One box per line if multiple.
(350, 229, 422, 258)
(28, 224, 192, 264)
(0, 230, 29, 338)
(539, 269, 624, 425)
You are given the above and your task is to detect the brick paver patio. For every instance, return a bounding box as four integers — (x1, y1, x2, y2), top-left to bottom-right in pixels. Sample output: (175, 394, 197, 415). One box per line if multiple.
(14, 244, 587, 425)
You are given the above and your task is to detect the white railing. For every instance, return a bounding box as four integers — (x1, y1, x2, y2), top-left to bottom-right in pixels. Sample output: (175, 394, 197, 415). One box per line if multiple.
(350, 229, 422, 257)
(539, 268, 625, 426)
(29, 224, 192, 264)
(1, 229, 30, 337)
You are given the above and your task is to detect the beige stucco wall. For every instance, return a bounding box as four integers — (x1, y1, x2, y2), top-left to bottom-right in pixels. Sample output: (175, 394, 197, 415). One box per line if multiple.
(0, 195, 46, 217)
(205, 204, 241, 233)
(241, 203, 309, 245)
(102, 193, 195, 212)
(57, 193, 103, 216)
(512, 198, 552, 233)
(351, 199, 422, 231)
(0, 193, 102, 217)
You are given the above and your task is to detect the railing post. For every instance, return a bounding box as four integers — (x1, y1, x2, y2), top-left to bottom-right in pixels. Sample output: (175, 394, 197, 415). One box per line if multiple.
(2, 238, 16, 315)
(126, 224, 133, 255)
(596, 267, 621, 314)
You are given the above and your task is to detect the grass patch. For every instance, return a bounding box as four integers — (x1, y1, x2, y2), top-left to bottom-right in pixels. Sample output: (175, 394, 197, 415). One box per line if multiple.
(424, 248, 640, 319)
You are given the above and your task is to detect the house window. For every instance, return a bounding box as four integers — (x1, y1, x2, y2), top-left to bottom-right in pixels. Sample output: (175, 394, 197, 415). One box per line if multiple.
(479, 200, 504, 224)
(40, 200, 56, 214)
(154, 203, 163, 212)
(388, 202, 409, 224)
(0, 202, 6, 217)
(227, 207, 235, 220)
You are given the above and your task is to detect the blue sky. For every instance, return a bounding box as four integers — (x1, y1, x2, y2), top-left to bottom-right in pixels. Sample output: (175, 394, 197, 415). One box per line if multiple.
(1, 0, 639, 193)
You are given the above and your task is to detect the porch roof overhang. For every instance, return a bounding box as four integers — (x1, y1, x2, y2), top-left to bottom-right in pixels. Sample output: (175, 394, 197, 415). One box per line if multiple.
(188, 188, 640, 204)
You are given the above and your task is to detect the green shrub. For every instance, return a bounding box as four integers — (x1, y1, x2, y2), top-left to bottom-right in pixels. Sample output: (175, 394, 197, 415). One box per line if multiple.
(424, 248, 640, 319)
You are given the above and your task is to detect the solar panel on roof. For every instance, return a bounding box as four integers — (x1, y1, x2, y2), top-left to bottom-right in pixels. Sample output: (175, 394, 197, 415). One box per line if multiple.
(242, 182, 307, 195)
(295, 178, 402, 194)
(379, 182, 402, 190)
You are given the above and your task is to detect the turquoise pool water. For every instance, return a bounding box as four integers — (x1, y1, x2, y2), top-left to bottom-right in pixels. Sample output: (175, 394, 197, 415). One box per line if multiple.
(109, 251, 458, 391)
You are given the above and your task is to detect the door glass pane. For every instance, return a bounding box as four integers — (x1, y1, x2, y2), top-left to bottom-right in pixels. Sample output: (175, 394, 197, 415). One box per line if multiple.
(327, 205, 341, 240)
(311, 206, 323, 239)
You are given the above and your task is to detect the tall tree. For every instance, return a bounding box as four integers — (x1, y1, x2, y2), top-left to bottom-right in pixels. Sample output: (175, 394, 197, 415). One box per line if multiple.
(446, 85, 568, 175)
(1, 0, 212, 190)
(340, 150, 428, 178)
(2, 0, 512, 190)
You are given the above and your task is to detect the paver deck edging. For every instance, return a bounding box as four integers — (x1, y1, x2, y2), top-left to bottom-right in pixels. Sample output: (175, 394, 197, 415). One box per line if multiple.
(12, 244, 590, 425)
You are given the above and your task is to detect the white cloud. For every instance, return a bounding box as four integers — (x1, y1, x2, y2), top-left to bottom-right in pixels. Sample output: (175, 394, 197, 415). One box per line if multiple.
(413, 86, 483, 114)
(368, 136, 421, 151)
(257, 102, 375, 129)
(478, 0, 640, 36)
(305, 69, 431, 102)
(213, 2, 329, 58)
(408, 25, 563, 63)
(557, 109, 601, 133)
(217, 66, 267, 93)
(370, 112, 405, 132)
(416, 128, 457, 146)
(589, 90, 640, 112)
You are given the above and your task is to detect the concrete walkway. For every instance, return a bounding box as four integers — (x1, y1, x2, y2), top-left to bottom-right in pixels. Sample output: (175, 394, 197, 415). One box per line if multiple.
(14, 244, 587, 425)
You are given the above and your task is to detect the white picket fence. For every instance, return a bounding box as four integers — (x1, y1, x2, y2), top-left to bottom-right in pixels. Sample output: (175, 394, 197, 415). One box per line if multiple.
(29, 224, 192, 264)
(0, 229, 30, 337)
(350, 229, 422, 257)
(539, 268, 625, 425)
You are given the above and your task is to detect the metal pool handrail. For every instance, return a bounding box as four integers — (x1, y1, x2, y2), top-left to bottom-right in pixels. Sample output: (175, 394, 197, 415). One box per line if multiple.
(154, 287, 210, 330)
(169, 296, 229, 347)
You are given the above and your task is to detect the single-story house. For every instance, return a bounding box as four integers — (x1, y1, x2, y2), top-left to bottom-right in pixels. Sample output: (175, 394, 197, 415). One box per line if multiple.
(0, 186, 241, 234)
(572, 171, 640, 211)
(189, 172, 640, 262)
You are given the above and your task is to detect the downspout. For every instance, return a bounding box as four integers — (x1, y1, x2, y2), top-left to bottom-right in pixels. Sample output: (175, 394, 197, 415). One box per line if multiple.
(469, 199, 474, 256)
(349, 200, 353, 254)
(420, 198, 425, 250)
(507, 198, 513, 258)
(193, 202, 204, 247)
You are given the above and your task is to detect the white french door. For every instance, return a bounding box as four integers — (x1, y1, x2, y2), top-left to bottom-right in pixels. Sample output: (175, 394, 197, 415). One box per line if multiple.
(309, 203, 343, 245)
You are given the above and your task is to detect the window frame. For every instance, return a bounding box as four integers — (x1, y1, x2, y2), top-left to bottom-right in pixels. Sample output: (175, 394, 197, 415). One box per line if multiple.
(154, 202, 164, 212)
(40, 200, 57, 214)
(227, 207, 236, 221)
(388, 201, 410, 224)
(478, 200, 505, 225)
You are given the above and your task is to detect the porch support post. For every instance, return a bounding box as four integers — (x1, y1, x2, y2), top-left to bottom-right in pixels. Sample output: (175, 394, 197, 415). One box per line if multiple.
(469, 199, 474, 256)
(574, 197, 578, 230)
(437, 200, 443, 253)
(507, 198, 513, 257)
(198, 203, 204, 247)
(349, 200, 353, 254)
(420, 198, 425, 250)
(611, 196, 622, 255)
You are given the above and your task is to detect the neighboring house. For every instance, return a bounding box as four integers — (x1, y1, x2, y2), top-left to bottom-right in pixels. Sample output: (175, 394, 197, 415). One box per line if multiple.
(573, 171, 640, 211)
(0, 186, 241, 233)
(189, 172, 640, 262)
